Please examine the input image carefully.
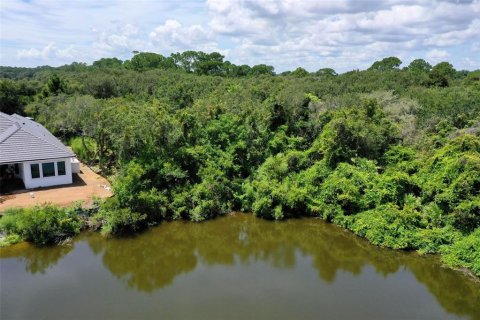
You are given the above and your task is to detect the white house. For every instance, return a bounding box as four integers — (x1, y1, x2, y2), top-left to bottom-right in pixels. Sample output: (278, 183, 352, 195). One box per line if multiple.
(0, 111, 79, 190)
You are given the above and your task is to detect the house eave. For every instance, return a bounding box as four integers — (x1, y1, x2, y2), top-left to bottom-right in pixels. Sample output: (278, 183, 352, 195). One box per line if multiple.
(0, 155, 75, 165)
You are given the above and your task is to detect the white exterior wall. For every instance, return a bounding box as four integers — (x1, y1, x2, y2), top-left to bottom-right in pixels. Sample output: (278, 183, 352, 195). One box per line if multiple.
(71, 158, 81, 173)
(22, 157, 73, 189)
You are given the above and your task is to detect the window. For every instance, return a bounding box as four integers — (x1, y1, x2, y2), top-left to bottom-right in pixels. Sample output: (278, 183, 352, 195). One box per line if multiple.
(31, 164, 40, 179)
(42, 162, 55, 177)
(57, 161, 66, 176)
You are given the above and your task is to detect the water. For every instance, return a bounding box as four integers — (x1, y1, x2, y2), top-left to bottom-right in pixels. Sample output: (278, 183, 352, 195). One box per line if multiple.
(1, 213, 479, 320)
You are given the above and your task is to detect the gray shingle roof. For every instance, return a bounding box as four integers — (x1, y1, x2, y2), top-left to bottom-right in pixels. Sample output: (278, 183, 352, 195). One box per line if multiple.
(0, 112, 75, 164)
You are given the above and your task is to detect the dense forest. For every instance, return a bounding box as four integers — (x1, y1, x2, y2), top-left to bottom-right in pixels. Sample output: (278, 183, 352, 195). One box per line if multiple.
(1, 51, 479, 277)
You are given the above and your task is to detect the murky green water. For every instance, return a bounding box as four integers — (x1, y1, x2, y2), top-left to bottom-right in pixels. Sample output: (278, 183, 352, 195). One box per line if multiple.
(1, 213, 479, 320)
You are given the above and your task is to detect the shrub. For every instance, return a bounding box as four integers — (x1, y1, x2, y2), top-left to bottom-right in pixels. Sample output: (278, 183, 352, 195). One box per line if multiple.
(69, 136, 96, 162)
(313, 101, 397, 167)
(95, 199, 147, 235)
(452, 198, 480, 233)
(188, 164, 234, 221)
(246, 150, 311, 220)
(418, 135, 480, 232)
(416, 226, 461, 254)
(0, 234, 22, 247)
(368, 171, 420, 207)
(382, 145, 419, 174)
(349, 203, 421, 250)
(250, 177, 308, 220)
(0, 205, 81, 245)
(441, 228, 480, 276)
(314, 159, 377, 220)
(112, 162, 168, 222)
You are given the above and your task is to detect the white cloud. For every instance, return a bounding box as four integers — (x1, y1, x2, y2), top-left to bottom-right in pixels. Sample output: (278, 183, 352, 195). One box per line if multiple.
(2, 0, 480, 71)
(149, 20, 218, 52)
(425, 49, 450, 64)
(460, 57, 480, 69)
(424, 19, 480, 46)
(202, 0, 480, 70)
(17, 43, 79, 60)
(92, 23, 144, 56)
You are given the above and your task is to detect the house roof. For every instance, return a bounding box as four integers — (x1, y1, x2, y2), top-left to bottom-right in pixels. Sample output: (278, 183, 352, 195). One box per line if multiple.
(0, 112, 75, 165)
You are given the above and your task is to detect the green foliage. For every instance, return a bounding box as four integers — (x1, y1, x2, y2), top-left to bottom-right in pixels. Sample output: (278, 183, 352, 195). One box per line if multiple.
(2, 51, 480, 276)
(441, 228, 480, 275)
(92, 57, 123, 69)
(95, 199, 147, 235)
(69, 136, 97, 162)
(382, 145, 419, 173)
(315, 68, 337, 77)
(43, 73, 67, 97)
(249, 64, 275, 76)
(418, 135, 480, 232)
(369, 57, 402, 71)
(313, 160, 377, 220)
(0, 205, 81, 245)
(290, 67, 309, 77)
(430, 62, 457, 87)
(369, 171, 419, 207)
(112, 162, 168, 222)
(464, 70, 480, 89)
(188, 163, 233, 221)
(350, 203, 420, 249)
(313, 101, 397, 166)
(407, 59, 432, 73)
(246, 151, 310, 220)
(125, 52, 176, 72)
(0, 79, 37, 114)
(0, 234, 22, 247)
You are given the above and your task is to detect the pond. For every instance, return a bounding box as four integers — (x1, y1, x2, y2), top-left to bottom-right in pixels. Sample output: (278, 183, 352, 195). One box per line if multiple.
(1, 213, 479, 320)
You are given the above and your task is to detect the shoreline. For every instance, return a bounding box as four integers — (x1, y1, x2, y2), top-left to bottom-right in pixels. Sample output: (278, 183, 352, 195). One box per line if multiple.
(1, 208, 478, 282)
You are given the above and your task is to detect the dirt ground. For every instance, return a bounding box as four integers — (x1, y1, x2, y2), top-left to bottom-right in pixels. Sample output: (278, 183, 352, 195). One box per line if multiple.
(0, 163, 112, 213)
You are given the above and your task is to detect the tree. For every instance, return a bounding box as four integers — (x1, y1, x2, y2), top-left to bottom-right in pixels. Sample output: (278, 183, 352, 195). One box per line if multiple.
(93, 58, 123, 69)
(369, 57, 402, 71)
(232, 64, 251, 77)
(407, 59, 432, 73)
(0, 80, 23, 114)
(42, 73, 66, 97)
(171, 51, 202, 73)
(464, 70, 480, 88)
(290, 67, 309, 77)
(430, 62, 456, 87)
(125, 52, 176, 71)
(85, 75, 119, 99)
(315, 68, 338, 77)
(60, 62, 88, 72)
(249, 64, 275, 76)
(194, 52, 226, 76)
(314, 101, 398, 166)
(171, 51, 229, 76)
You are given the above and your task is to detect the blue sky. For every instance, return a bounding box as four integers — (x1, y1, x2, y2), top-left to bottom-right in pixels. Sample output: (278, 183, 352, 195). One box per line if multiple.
(1, 0, 479, 72)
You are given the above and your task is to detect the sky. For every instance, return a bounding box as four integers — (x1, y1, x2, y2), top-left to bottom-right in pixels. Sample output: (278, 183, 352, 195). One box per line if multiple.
(0, 0, 479, 72)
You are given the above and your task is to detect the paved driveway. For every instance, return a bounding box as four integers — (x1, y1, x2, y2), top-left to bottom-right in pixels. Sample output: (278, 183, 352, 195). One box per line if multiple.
(0, 163, 112, 212)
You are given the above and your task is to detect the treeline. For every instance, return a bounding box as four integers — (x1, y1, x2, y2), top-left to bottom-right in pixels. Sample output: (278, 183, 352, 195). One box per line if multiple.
(0, 52, 479, 276)
(2, 54, 478, 116)
(0, 51, 275, 79)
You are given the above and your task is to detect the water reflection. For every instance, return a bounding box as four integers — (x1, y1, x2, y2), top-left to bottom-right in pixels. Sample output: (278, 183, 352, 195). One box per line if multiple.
(0, 241, 73, 274)
(1, 213, 479, 319)
(87, 227, 198, 291)
(408, 261, 480, 317)
(86, 213, 480, 319)
(86, 214, 413, 289)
